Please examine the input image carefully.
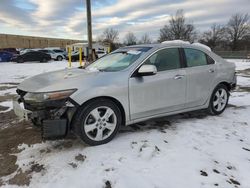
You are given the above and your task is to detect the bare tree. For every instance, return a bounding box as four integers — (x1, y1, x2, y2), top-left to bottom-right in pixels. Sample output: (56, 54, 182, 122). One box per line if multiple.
(140, 33, 152, 44)
(98, 28, 119, 52)
(159, 10, 196, 42)
(124, 32, 137, 46)
(199, 24, 226, 50)
(101, 28, 119, 44)
(226, 13, 250, 50)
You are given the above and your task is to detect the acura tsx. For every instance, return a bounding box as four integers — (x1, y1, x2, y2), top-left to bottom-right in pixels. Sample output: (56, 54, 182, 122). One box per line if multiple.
(13, 41, 236, 146)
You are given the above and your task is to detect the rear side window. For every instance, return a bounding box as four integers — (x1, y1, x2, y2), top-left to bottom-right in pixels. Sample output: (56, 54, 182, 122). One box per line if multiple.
(184, 48, 207, 67)
(144, 48, 181, 72)
(54, 50, 63, 53)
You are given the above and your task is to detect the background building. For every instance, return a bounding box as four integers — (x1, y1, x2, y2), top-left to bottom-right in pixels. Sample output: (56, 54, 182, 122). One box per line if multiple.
(0, 34, 84, 49)
(66, 42, 109, 53)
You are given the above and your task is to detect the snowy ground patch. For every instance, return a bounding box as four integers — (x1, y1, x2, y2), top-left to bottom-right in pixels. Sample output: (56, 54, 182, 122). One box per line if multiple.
(0, 61, 79, 83)
(0, 101, 13, 113)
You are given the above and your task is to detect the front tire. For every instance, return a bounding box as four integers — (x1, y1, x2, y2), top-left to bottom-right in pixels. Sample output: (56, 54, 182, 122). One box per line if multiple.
(72, 99, 122, 146)
(17, 58, 24, 63)
(208, 84, 229, 115)
(57, 56, 63, 61)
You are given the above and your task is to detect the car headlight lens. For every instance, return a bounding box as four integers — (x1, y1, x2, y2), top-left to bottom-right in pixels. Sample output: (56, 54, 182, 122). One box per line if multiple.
(24, 89, 76, 103)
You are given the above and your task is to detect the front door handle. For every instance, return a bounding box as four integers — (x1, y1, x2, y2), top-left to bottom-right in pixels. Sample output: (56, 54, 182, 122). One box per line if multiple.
(209, 69, 215, 73)
(174, 75, 185, 80)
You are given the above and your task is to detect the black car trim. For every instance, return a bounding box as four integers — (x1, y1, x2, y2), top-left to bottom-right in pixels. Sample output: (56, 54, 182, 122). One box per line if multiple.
(179, 48, 187, 68)
(68, 98, 80, 107)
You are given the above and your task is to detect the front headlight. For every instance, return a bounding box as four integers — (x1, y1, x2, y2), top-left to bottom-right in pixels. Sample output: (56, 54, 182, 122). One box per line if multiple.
(24, 89, 77, 103)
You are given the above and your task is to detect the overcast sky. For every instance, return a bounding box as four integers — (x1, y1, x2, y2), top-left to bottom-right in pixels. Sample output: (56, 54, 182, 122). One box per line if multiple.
(0, 0, 249, 41)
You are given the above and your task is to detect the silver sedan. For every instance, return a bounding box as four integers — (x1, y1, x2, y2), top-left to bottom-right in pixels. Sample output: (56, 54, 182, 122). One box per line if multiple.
(14, 41, 236, 145)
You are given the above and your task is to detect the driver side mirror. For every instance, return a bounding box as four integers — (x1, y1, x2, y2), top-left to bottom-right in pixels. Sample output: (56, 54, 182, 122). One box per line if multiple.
(138, 65, 157, 76)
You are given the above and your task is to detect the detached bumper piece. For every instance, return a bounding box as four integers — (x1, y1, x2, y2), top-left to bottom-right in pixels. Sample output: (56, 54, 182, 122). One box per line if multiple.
(231, 74, 237, 90)
(13, 100, 31, 120)
(42, 119, 68, 139)
(15, 89, 79, 140)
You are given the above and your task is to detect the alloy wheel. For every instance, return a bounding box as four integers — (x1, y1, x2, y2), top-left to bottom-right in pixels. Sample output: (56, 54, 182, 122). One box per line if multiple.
(84, 106, 117, 141)
(213, 88, 228, 112)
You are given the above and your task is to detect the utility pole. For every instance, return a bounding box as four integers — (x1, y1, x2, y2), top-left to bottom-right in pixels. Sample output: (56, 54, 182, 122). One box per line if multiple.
(86, 0, 93, 62)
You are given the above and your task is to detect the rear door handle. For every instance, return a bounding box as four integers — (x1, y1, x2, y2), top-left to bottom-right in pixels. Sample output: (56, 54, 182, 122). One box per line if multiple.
(174, 75, 185, 80)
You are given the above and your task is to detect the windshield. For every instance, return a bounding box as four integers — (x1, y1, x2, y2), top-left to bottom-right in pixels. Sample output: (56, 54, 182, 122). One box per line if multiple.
(86, 47, 152, 72)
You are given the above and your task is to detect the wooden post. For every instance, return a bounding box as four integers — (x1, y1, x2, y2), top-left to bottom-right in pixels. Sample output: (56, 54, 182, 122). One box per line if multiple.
(86, 0, 93, 62)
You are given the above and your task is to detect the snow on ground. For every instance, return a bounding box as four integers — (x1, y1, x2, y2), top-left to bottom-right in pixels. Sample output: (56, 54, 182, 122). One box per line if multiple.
(0, 87, 16, 96)
(0, 60, 79, 83)
(0, 101, 13, 113)
(227, 59, 250, 71)
(0, 59, 250, 188)
(9, 105, 250, 188)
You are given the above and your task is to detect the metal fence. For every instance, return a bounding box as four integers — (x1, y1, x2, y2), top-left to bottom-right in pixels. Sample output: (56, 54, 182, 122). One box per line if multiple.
(215, 51, 250, 59)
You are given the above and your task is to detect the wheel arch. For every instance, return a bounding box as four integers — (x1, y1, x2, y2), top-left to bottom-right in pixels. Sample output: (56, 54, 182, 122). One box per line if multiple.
(206, 81, 232, 107)
(217, 81, 232, 91)
(73, 96, 126, 127)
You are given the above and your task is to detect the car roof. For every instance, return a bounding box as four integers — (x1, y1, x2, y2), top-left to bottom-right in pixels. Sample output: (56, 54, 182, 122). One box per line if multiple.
(25, 51, 42, 54)
(126, 40, 212, 53)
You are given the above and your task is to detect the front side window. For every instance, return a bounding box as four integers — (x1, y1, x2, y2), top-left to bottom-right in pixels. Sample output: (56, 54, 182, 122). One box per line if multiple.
(184, 48, 207, 67)
(144, 48, 181, 71)
(86, 47, 151, 72)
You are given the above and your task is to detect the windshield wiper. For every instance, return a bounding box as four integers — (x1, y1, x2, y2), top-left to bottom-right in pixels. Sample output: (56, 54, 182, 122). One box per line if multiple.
(98, 69, 108, 72)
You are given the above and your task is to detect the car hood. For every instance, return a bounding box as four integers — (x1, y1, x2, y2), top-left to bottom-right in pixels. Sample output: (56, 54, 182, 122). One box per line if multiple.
(17, 68, 105, 93)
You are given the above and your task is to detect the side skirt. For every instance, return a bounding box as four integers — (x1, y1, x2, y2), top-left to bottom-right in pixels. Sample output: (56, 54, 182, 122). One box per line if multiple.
(126, 103, 209, 126)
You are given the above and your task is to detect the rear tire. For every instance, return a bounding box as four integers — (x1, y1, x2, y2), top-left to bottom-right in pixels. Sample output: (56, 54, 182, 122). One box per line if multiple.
(72, 99, 122, 146)
(208, 84, 229, 115)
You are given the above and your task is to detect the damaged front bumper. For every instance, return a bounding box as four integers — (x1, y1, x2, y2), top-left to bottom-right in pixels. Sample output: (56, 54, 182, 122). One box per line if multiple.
(13, 90, 79, 139)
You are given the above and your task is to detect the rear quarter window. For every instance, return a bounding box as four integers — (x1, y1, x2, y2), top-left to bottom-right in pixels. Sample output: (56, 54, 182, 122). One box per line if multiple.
(206, 55, 215, 64)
